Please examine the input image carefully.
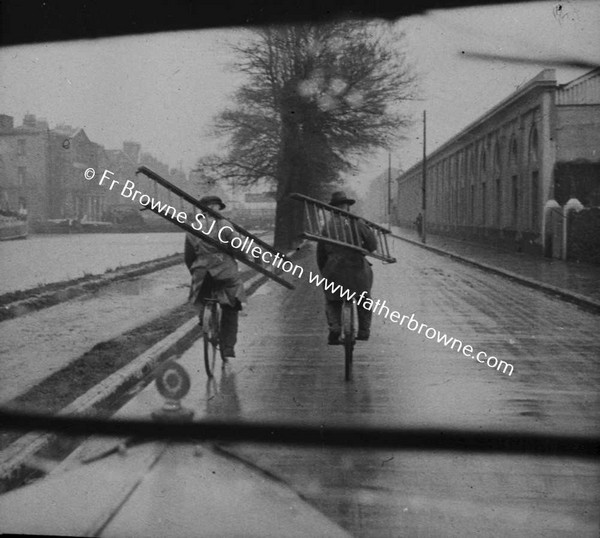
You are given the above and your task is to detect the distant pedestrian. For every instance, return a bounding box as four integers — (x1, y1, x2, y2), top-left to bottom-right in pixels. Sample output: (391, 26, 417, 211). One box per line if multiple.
(415, 212, 423, 236)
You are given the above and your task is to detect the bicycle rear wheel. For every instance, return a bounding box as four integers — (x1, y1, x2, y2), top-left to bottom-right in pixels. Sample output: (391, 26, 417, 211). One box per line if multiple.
(342, 301, 355, 381)
(202, 302, 221, 377)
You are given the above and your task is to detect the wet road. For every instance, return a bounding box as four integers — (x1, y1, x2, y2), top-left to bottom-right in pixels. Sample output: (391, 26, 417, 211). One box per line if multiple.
(391, 226, 600, 304)
(122, 238, 599, 536)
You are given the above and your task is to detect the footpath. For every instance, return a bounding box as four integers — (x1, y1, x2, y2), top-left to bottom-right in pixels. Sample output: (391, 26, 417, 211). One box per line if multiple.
(390, 226, 600, 313)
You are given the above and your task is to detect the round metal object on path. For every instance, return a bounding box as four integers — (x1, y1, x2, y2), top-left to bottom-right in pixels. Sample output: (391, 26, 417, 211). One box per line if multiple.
(155, 360, 191, 400)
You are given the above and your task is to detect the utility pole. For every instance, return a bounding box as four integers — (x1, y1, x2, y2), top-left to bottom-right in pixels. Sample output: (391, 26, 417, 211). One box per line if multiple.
(421, 110, 427, 244)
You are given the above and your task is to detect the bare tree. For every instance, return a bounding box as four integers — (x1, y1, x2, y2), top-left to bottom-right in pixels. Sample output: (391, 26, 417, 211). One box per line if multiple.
(197, 20, 416, 248)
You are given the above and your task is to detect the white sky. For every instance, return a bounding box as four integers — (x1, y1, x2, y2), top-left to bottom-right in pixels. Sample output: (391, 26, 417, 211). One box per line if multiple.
(0, 1, 598, 193)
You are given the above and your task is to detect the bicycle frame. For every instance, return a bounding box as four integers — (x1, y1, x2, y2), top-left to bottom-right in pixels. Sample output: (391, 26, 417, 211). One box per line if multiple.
(201, 294, 225, 378)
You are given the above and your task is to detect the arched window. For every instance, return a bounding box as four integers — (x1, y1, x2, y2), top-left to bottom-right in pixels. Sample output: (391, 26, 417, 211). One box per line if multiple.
(494, 140, 501, 172)
(470, 148, 477, 179)
(509, 135, 518, 165)
(529, 127, 539, 164)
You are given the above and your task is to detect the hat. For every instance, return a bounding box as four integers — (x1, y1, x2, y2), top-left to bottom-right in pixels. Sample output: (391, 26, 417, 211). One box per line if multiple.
(199, 195, 226, 210)
(329, 191, 355, 207)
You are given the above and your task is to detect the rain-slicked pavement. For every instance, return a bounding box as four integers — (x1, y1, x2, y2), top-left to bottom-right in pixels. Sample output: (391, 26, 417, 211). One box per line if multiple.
(391, 226, 600, 304)
(117, 238, 600, 537)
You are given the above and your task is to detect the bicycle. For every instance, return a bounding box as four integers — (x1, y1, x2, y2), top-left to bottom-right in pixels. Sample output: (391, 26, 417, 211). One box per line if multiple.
(341, 299, 358, 381)
(201, 292, 226, 378)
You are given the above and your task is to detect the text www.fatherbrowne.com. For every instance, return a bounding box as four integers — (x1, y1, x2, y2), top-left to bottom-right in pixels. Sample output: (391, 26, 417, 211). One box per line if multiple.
(307, 272, 514, 377)
(83, 167, 514, 377)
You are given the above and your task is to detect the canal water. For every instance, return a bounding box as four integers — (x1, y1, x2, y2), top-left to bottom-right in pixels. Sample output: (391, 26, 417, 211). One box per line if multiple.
(0, 232, 185, 295)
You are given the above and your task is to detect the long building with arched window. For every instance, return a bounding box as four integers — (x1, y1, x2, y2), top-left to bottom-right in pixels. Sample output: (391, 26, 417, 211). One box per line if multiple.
(394, 68, 600, 257)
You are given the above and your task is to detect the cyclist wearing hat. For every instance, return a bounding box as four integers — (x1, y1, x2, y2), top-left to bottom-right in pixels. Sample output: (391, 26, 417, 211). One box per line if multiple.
(184, 195, 246, 358)
(316, 191, 378, 345)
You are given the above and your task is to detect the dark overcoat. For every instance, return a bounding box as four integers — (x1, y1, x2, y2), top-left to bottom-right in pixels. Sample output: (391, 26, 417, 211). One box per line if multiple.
(316, 217, 378, 301)
(184, 216, 246, 308)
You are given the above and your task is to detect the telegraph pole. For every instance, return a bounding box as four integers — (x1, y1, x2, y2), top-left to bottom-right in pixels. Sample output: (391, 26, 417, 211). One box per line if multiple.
(421, 110, 427, 244)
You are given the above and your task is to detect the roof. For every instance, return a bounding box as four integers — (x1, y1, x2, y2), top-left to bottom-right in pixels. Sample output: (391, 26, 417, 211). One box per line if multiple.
(398, 69, 558, 180)
(556, 67, 600, 105)
(51, 126, 82, 137)
(105, 148, 137, 166)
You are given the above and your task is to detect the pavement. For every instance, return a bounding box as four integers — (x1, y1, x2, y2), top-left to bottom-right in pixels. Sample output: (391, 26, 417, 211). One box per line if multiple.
(390, 226, 600, 311)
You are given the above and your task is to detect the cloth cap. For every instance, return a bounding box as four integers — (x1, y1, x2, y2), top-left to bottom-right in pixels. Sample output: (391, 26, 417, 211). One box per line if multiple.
(199, 195, 226, 210)
(329, 191, 355, 207)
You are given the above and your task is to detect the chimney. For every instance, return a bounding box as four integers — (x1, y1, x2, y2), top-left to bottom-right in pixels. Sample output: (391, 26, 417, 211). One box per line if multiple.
(0, 115, 14, 131)
(123, 141, 141, 163)
(36, 117, 49, 130)
(23, 114, 37, 128)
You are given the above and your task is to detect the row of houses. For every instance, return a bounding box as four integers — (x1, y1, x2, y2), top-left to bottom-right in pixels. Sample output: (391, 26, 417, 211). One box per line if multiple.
(393, 68, 600, 262)
(0, 113, 187, 225)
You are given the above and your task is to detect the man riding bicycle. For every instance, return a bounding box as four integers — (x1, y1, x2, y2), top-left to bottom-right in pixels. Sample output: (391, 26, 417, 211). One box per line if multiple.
(184, 195, 245, 358)
(316, 191, 378, 345)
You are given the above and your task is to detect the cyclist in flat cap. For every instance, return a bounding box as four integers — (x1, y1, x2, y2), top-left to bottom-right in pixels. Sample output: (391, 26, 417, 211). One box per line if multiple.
(316, 191, 378, 345)
(184, 195, 245, 358)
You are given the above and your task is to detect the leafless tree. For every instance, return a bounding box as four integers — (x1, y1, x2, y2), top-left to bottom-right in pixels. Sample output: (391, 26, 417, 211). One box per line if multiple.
(197, 20, 416, 248)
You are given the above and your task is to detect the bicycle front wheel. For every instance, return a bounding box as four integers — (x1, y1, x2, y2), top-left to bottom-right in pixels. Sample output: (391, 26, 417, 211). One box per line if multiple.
(202, 303, 220, 377)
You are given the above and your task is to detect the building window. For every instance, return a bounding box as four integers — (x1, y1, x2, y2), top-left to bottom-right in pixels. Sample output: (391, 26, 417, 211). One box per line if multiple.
(482, 181, 487, 226)
(470, 149, 477, 180)
(496, 177, 501, 227)
(454, 156, 459, 183)
(531, 171, 539, 230)
(512, 175, 519, 226)
(470, 184, 475, 224)
(494, 140, 501, 173)
(434, 178, 439, 220)
(509, 136, 518, 166)
(17, 139, 25, 156)
(17, 167, 26, 186)
(529, 127, 539, 164)
(75, 196, 84, 218)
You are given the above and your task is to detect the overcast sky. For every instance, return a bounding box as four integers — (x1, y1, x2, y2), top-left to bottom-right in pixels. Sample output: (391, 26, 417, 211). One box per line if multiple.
(0, 1, 598, 194)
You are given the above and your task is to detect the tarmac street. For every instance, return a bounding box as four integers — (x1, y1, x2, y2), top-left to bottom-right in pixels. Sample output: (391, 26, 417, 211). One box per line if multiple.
(115, 238, 599, 537)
